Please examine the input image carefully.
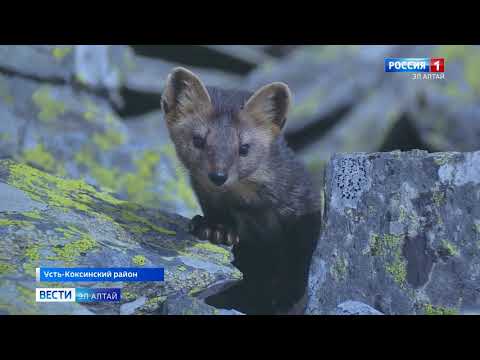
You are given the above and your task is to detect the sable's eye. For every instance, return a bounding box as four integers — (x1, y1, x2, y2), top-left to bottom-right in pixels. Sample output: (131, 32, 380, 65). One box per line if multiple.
(239, 144, 250, 157)
(193, 135, 205, 149)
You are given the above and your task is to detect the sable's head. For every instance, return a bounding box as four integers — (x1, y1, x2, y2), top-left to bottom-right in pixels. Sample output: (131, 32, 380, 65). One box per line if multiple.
(162, 67, 291, 189)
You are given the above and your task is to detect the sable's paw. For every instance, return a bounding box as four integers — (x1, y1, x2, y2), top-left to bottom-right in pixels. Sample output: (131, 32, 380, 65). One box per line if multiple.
(188, 215, 239, 246)
(210, 225, 240, 246)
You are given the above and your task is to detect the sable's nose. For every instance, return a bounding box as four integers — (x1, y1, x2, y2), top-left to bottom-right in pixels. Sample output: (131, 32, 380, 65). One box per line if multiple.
(208, 172, 228, 186)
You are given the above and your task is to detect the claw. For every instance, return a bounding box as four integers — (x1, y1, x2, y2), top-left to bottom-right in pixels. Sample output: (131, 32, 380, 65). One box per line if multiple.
(225, 232, 233, 246)
(213, 230, 222, 244)
(203, 228, 211, 240)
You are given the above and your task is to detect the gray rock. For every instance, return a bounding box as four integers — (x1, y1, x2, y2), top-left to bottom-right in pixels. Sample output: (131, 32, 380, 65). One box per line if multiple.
(125, 53, 243, 94)
(334, 301, 383, 315)
(201, 45, 275, 67)
(162, 293, 243, 315)
(244, 45, 392, 137)
(120, 296, 147, 315)
(74, 45, 123, 90)
(405, 45, 480, 152)
(306, 150, 480, 315)
(0, 45, 74, 81)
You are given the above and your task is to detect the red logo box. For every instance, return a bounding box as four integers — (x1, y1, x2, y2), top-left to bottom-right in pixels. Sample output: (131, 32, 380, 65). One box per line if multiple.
(430, 58, 445, 73)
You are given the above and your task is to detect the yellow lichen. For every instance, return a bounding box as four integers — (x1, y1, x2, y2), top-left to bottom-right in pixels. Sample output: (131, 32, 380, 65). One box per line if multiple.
(93, 130, 125, 151)
(22, 143, 65, 175)
(52, 46, 73, 61)
(32, 87, 66, 122)
(132, 255, 146, 266)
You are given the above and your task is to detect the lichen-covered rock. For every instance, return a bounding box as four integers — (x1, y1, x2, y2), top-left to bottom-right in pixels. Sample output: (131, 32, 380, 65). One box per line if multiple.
(299, 78, 412, 189)
(405, 46, 480, 152)
(0, 45, 75, 81)
(125, 53, 242, 94)
(0, 72, 199, 218)
(306, 150, 480, 315)
(334, 301, 383, 315)
(246, 45, 480, 160)
(0, 160, 242, 315)
(244, 45, 390, 136)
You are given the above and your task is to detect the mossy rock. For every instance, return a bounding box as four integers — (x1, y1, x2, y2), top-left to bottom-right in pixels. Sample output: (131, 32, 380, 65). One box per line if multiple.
(307, 150, 480, 315)
(0, 160, 241, 315)
(0, 73, 199, 218)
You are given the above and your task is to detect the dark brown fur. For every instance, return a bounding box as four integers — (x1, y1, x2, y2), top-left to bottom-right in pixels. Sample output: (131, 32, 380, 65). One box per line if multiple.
(162, 67, 321, 314)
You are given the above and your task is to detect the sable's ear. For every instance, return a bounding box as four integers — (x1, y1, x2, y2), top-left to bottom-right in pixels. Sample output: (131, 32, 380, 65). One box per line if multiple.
(243, 82, 292, 131)
(162, 67, 211, 120)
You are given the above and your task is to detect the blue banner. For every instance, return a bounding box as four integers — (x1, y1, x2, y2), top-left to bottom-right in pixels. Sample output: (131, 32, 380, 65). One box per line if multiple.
(36, 267, 164, 282)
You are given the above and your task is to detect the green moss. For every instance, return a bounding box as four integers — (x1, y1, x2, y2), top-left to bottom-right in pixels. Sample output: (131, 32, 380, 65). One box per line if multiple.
(0, 133, 11, 142)
(93, 130, 125, 151)
(432, 191, 445, 208)
(161, 145, 198, 210)
(424, 304, 458, 315)
(290, 88, 324, 119)
(433, 153, 454, 166)
(0, 77, 13, 105)
(22, 210, 43, 220)
(123, 150, 160, 204)
(52, 234, 97, 264)
(193, 242, 230, 258)
(473, 221, 480, 234)
(75, 74, 87, 86)
(75, 147, 169, 208)
(0, 262, 15, 275)
(0, 219, 34, 228)
(442, 82, 464, 99)
(32, 87, 66, 122)
(52, 46, 72, 61)
(25, 244, 40, 261)
(132, 255, 146, 266)
(16, 284, 36, 307)
(434, 45, 480, 97)
(83, 101, 100, 122)
(121, 290, 137, 302)
(369, 233, 407, 288)
(105, 113, 117, 126)
(398, 206, 407, 222)
(74, 148, 119, 191)
(331, 255, 348, 281)
(4, 160, 177, 247)
(6, 160, 124, 219)
(464, 52, 480, 96)
(386, 260, 407, 287)
(22, 143, 65, 175)
(441, 240, 459, 257)
(120, 209, 175, 236)
(145, 296, 166, 306)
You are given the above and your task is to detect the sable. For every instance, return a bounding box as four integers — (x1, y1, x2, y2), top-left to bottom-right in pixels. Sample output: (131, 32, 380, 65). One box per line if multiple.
(162, 67, 322, 314)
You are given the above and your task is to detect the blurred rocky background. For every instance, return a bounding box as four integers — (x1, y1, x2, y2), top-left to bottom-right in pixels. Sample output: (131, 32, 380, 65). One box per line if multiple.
(0, 45, 479, 314)
(1, 45, 478, 218)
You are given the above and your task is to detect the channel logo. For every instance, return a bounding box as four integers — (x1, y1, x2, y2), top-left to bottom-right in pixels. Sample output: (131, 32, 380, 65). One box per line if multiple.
(35, 288, 121, 303)
(36, 288, 76, 302)
(385, 58, 445, 73)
